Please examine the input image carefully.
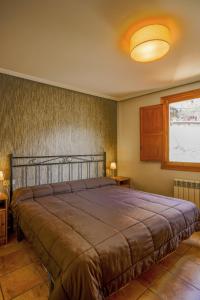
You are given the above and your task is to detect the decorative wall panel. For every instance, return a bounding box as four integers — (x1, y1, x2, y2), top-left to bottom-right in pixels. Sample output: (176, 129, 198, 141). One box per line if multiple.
(0, 74, 117, 177)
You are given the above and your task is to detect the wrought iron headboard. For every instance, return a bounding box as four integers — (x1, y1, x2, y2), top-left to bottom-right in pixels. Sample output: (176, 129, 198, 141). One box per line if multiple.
(9, 152, 106, 200)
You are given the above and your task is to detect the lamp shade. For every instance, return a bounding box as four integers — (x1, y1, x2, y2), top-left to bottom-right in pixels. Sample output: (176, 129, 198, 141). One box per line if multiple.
(130, 24, 171, 62)
(110, 162, 117, 170)
(0, 171, 4, 181)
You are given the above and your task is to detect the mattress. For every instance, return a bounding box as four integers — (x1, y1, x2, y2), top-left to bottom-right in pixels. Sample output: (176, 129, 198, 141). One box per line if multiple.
(11, 177, 200, 300)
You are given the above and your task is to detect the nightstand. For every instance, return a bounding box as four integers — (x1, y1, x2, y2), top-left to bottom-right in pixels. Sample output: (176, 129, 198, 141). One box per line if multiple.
(0, 192, 8, 245)
(112, 176, 131, 188)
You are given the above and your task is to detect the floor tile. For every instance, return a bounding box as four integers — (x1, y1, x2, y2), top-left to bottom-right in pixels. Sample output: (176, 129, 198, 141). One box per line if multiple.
(137, 289, 161, 300)
(0, 240, 26, 258)
(107, 280, 146, 300)
(183, 232, 200, 248)
(0, 288, 3, 300)
(138, 264, 167, 288)
(0, 248, 32, 276)
(169, 258, 200, 290)
(23, 244, 41, 263)
(13, 283, 49, 300)
(150, 270, 200, 300)
(0, 263, 44, 300)
(175, 243, 191, 256)
(34, 263, 49, 282)
(159, 251, 181, 270)
(183, 246, 200, 265)
(189, 231, 200, 239)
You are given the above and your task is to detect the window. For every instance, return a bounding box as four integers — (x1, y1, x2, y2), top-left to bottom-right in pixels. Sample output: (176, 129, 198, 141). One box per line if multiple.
(162, 89, 200, 172)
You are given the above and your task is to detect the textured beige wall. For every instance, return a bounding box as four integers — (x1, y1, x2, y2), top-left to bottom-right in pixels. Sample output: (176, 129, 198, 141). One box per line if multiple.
(0, 74, 117, 177)
(118, 82, 200, 197)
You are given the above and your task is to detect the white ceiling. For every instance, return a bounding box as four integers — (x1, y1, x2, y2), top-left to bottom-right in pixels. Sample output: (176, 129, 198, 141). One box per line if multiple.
(0, 0, 200, 101)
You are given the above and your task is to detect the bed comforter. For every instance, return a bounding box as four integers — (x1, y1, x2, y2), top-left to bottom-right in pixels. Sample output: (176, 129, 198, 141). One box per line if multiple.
(11, 178, 200, 300)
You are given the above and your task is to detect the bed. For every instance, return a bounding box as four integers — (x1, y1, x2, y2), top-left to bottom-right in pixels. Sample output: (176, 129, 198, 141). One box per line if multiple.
(10, 153, 200, 300)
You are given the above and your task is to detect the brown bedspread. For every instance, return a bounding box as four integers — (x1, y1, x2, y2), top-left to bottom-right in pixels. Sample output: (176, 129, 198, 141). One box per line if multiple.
(12, 178, 200, 300)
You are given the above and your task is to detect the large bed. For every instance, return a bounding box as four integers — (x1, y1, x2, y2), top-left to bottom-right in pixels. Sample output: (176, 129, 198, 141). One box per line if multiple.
(10, 154, 200, 300)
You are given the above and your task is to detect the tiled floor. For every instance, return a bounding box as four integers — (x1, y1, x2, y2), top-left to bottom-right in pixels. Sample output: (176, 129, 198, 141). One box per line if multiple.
(0, 236, 49, 300)
(0, 233, 200, 300)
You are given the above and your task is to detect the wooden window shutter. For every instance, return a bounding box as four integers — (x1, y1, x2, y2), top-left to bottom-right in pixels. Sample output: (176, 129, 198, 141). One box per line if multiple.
(140, 104, 163, 161)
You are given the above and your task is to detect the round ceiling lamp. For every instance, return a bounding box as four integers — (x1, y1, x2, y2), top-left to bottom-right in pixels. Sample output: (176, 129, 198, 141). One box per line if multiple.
(130, 24, 171, 62)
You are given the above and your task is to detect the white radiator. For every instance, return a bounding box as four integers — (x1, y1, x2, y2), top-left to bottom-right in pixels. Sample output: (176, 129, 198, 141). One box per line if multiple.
(174, 179, 200, 208)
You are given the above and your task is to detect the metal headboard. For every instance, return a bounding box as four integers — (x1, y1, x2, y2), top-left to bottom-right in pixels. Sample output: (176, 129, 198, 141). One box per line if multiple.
(9, 152, 106, 200)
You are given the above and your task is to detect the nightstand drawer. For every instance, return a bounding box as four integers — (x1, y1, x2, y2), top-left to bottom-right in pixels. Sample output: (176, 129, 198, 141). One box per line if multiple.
(0, 193, 8, 246)
(0, 225, 6, 237)
(0, 211, 6, 237)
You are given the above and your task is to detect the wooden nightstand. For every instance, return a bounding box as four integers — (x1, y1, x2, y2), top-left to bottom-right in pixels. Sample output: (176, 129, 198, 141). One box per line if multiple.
(112, 176, 131, 188)
(0, 192, 8, 246)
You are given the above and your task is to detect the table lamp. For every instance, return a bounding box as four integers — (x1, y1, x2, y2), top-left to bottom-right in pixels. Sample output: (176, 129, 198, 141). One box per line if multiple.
(110, 162, 117, 177)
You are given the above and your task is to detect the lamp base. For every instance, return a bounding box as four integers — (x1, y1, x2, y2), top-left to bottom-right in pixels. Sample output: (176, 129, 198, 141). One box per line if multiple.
(110, 169, 116, 177)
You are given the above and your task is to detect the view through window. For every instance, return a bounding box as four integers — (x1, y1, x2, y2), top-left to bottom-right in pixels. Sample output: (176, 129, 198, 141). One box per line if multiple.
(169, 99, 200, 163)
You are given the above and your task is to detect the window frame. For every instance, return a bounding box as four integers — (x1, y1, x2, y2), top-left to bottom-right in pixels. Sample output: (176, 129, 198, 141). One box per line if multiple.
(161, 88, 200, 172)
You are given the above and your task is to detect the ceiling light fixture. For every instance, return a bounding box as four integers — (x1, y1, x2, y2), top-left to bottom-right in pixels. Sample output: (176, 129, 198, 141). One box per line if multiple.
(130, 24, 171, 62)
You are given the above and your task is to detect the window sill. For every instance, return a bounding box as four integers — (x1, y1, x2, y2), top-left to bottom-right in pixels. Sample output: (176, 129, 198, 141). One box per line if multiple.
(161, 161, 200, 172)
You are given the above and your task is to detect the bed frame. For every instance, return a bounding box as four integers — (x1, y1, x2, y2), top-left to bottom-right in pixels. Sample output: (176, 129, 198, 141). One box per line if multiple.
(9, 152, 107, 291)
(9, 152, 106, 200)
